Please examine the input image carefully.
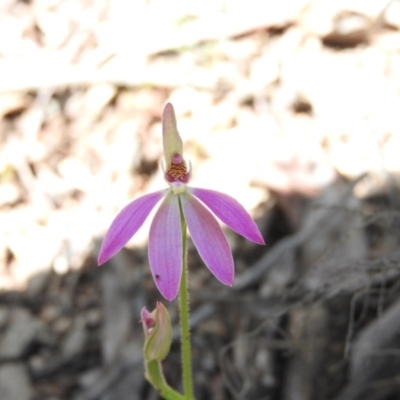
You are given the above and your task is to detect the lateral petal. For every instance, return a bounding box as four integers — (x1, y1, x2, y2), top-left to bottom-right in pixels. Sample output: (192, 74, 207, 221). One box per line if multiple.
(181, 192, 234, 286)
(149, 192, 182, 301)
(189, 187, 265, 244)
(98, 190, 166, 265)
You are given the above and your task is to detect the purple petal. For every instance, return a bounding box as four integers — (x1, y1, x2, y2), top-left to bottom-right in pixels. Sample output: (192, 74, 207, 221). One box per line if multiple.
(149, 192, 182, 301)
(180, 192, 234, 286)
(189, 187, 265, 245)
(98, 190, 166, 265)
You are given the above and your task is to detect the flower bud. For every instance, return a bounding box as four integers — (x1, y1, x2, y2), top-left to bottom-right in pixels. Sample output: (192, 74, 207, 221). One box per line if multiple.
(141, 302, 172, 361)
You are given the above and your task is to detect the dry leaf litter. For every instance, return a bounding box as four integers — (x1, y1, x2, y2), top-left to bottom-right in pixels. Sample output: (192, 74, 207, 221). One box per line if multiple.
(1, 1, 400, 399)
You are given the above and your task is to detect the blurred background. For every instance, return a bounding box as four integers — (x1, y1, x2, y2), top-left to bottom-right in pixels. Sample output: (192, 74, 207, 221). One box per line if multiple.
(1, 0, 400, 399)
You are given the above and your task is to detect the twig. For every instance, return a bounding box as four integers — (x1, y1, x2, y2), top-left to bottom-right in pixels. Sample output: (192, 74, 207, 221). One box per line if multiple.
(234, 174, 367, 291)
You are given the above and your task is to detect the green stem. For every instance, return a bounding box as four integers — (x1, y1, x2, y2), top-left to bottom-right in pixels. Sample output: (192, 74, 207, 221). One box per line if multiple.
(178, 203, 195, 399)
(146, 361, 185, 400)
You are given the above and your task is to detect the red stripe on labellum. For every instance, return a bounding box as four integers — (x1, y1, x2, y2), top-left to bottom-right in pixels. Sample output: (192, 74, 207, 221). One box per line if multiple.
(165, 160, 189, 183)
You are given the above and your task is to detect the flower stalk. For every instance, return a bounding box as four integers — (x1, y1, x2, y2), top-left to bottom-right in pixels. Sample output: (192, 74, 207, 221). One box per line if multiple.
(146, 360, 185, 400)
(178, 202, 194, 399)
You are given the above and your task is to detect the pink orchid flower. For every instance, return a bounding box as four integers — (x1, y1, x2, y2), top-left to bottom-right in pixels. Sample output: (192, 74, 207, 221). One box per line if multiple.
(98, 103, 264, 301)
